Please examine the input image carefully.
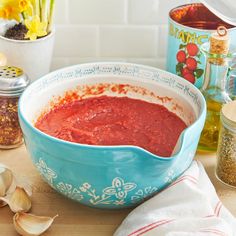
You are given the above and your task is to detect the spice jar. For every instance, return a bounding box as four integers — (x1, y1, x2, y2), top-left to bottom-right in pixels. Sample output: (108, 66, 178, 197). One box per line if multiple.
(0, 66, 30, 149)
(216, 100, 236, 187)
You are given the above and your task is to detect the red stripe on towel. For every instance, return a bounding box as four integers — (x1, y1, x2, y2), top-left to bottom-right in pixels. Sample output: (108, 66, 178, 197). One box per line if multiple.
(128, 220, 172, 236)
(168, 176, 197, 188)
(214, 201, 223, 216)
(204, 215, 216, 218)
(200, 229, 227, 236)
(180, 174, 198, 182)
(136, 220, 174, 236)
(151, 172, 198, 197)
(204, 201, 223, 219)
(216, 203, 223, 217)
(128, 220, 167, 236)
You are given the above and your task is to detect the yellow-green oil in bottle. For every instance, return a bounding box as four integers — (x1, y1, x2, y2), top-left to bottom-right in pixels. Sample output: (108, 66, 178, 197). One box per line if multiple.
(198, 95, 222, 151)
(197, 60, 232, 152)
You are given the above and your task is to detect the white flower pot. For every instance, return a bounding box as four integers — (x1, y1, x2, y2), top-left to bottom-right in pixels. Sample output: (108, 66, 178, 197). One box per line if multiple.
(0, 30, 55, 81)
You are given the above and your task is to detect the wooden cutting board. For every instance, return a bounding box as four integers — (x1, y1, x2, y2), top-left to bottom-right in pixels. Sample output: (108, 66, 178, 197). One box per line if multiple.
(0, 146, 236, 236)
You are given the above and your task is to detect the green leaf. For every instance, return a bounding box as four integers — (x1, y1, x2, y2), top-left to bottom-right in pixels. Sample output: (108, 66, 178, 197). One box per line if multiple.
(177, 71, 182, 76)
(179, 44, 186, 49)
(197, 60, 201, 64)
(195, 69, 204, 78)
(176, 63, 184, 73)
(196, 53, 202, 59)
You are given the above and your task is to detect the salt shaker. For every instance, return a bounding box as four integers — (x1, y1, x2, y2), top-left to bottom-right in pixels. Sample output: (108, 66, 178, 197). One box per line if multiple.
(0, 66, 30, 149)
(216, 100, 236, 187)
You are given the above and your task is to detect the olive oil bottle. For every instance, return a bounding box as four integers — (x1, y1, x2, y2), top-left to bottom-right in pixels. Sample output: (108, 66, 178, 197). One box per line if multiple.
(198, 29, 233, 152)
(199, 74, 231, 151)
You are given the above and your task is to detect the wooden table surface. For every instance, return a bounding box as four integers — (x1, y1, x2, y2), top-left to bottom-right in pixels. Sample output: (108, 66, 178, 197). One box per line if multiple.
(1, 146, 236, 236)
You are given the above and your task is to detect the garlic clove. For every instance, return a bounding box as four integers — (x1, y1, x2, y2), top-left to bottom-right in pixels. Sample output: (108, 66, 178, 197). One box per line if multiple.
(9, 186, 31, 213)
(7, 175, 33, 197)
(15, 176, 33, 197)
(0, 164, 13, 197)
(1, 186, 32, 213)
(13, 212, 58, 236)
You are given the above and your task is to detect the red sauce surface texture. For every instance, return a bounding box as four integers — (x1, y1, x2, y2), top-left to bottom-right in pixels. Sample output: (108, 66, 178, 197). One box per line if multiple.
(35, 96, 187, 157)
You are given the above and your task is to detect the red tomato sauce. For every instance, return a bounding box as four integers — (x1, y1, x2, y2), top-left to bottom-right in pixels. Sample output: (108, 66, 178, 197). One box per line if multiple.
(35, 96, 187, 157)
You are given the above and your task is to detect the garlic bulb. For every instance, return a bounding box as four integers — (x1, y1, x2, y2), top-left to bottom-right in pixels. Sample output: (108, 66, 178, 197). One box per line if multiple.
(13, 212, 58, 236)
(1, 186, 31, 213)
(0, 164, 13, 197)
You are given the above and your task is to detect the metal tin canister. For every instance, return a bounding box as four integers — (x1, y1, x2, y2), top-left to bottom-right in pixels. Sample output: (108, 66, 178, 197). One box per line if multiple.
(167, 3, 236, 88)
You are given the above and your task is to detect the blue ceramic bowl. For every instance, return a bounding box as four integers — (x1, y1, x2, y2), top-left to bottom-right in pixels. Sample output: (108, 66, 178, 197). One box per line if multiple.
(19, 63, 206, 209)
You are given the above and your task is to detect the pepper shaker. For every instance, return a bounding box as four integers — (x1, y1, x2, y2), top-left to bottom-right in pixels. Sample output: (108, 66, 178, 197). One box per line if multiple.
(0, 66, 30, 149)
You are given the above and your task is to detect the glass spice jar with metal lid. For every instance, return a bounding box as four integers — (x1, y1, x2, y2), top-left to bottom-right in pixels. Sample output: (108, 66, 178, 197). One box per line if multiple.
(0, 65, 30, 149)
(216, 100, 236, 187)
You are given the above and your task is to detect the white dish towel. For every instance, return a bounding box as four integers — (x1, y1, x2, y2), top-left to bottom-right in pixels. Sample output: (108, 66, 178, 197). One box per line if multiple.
(114, 160, 236, 236)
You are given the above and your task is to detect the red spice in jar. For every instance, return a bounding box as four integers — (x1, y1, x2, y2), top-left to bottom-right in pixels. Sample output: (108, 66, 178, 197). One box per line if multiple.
(0, 96, 23, 147)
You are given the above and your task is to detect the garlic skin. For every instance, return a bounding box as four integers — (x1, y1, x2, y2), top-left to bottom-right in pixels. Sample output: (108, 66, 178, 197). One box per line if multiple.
(13, 212, 58, 236)
(0, 164, 13, 197)
(15, 176, 33, 197)
(1, 186, 32, 213)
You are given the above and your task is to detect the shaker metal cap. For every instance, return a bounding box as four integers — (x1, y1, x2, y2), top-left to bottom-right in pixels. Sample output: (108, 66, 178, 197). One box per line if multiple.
(0, 66, 30, 96)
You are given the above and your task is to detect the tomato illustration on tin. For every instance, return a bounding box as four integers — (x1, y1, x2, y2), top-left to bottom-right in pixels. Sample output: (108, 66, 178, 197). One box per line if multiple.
(176, 43, 204, 84)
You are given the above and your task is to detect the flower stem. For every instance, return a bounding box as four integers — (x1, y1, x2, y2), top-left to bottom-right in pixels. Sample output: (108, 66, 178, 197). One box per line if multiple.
(21, 12, 25, 20)
(41, 0, 48, 24)
(47, 0, 55, 33)
(35, 0, 40, 18)
(29, 3, 34, 17)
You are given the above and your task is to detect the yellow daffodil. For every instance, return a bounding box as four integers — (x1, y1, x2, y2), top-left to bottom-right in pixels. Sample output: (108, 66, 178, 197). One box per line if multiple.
(19, 0, 33, 16)
(25, 16, 47, 40)
(0, 0, 21, 21)
(0, 0, 14, 7)
(0, 0, 55, 40)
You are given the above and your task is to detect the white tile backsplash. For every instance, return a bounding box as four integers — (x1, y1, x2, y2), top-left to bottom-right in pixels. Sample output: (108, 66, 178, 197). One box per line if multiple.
(51, 57, 69, 71)
(158, 25, 169, 58)
(52, 0, 191, 70)
(100, 26, 157, 58)
(128, 0, 160, 24)
(69, 0, 126, 24)
(54, 26, 98, 57)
